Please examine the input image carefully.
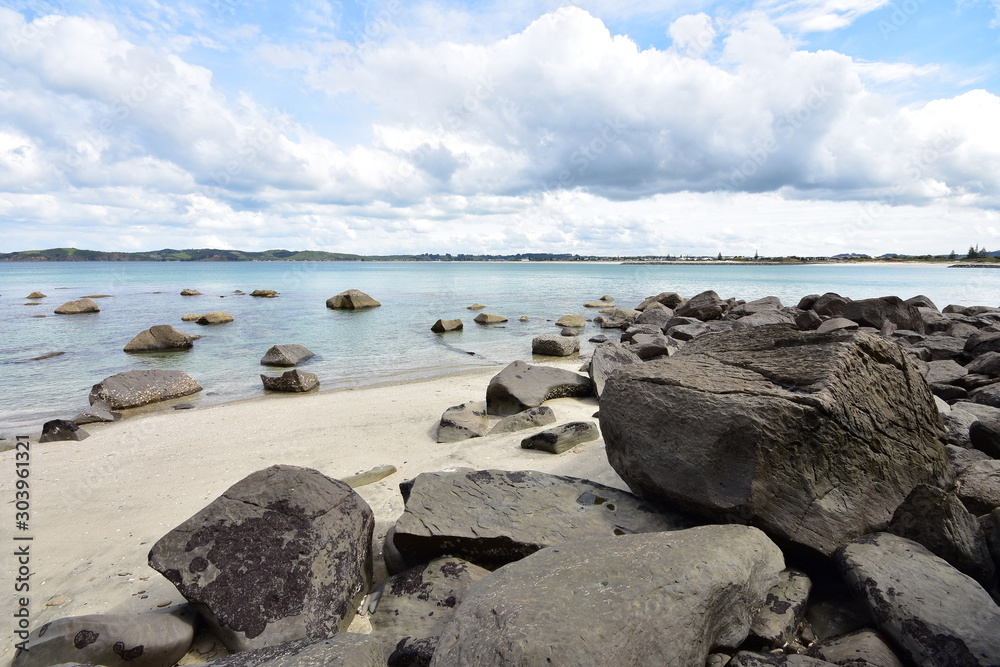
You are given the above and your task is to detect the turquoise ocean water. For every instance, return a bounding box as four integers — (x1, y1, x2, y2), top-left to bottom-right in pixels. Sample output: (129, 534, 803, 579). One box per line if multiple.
(1, 261, 998, 436)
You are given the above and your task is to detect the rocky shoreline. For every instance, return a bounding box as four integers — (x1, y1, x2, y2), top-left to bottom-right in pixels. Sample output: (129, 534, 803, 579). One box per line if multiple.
(6, 288, 1000, 666)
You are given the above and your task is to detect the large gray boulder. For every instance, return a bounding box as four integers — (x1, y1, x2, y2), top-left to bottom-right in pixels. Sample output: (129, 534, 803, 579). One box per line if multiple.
(260, 344, 314, 367)
(326, 289, 380, 309)
(431, 525, 784, 667)
(486, 406, 556, 435)
(531, 335, 579, 357)
(674, 290, 727, 320)
(834, 532, 1000, 666)
(436, 402, 488, 443)
(369, 558, 489, 665)
(636, 291, 683, 310)
(89, 370, 202, 409)
(390, 469, 693, 570)
(485, 361, 592, 416)
(956, 459, 1000, 515)
(260, 369, 319, 393)
(588, 341, 643, 398)
(124, 325, 195, 352)
(12, 608, 197, 667)
(198, 634, 383, 666)
(600, 325, 951, 555)
(811, 292, 850, 318)
(842, 296, 925, 333)
(54, 298, 100, 314)
(148, 465, 374, 652)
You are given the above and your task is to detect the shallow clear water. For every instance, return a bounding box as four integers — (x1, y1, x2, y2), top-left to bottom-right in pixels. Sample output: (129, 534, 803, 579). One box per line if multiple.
(1, 261, 998, 435)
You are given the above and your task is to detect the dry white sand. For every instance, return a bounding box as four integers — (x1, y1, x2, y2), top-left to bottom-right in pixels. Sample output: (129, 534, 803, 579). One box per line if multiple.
(0, 358, 624, 663)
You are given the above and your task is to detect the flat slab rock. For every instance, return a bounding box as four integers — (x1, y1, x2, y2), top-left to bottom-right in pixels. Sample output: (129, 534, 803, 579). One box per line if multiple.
(600, 325, 951, 555)
(485, 360, 592, 416)
(486, 406, 556, 435)
(520, 420, 599, 454)
(834, 532, 1000, 666)
(148, 465, 374, 652)
(430, 525, 785, 667)
(390, 469, 693, 570)
(90, 370, 203, 409)
(12, 608, 198, 667)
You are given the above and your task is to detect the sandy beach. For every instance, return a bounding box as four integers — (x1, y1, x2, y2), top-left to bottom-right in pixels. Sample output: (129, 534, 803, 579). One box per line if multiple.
(0, 358, 620, 664)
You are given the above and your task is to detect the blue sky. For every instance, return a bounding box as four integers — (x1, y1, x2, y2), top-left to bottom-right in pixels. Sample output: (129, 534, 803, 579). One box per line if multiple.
(1, 0, 998, 256)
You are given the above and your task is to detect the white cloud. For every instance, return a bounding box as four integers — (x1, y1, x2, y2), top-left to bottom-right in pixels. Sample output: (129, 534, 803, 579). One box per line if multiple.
(755, 0, 891, 32)
(669, 13, 716, 58)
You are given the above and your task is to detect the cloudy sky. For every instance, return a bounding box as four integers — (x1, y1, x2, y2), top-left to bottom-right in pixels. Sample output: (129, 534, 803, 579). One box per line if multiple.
(1, 0, 999, 257)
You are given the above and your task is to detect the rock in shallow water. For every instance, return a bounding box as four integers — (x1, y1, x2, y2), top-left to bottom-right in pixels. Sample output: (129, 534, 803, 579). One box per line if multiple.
(326, 289, 380, 309)
(259, 344, 314, 367)
(90, 370, 202, 409)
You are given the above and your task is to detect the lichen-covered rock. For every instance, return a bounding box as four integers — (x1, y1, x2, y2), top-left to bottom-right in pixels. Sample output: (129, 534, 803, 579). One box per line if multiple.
(834, 532, 1000, 666)
(12, 608, 197, 667)
(485, 361, 592, 416)
(260, 369, 319, 393)
(326, 289, 381, 309)
(259, 344, 314, 367)
(54, 298, 100, 314)
(89, 370, 202, 409)
(436, 402, 488, 443)
(600, 325, 951, 555)
(124, 325, 195, 352)
(531, 335, 579, 357)
(148, 465, 374, 652)
(390, 469, 693, 570)
(430, 525, 784, 667)
(486, 406, 556, 435)
(520, 421, 599, 454)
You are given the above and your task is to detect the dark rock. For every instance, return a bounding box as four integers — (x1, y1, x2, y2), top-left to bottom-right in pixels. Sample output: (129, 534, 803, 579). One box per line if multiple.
(959, 375, 1000, 391)
(666, 322, 709, 341)
(39, 419, 89, 443)
(390, 469, 693, 570)
(945, 403, 1000, 447)
(560, 327, 577, 336)
(487, 406, 557, 435)
(436, 402, 488, 443)
(956, 460, 1000, 515)
(431, 525, 784, 666)
(430, 319, 463, 333)
(635, 291, 683, 310)
(600, 325, 951, 555)
(811, 292, 850, 318)
(148, 465, 374, 652)
(73, 401, 121, 425)
(531, 335, 579, 357)
(971, 383, 1000, 408)
(260, 344, 314, 367)
(196, 311, 234, 325)
(124, 325, 195, 352)
(260, 369, 319, 393)
(948, 445, 994, 478)
(627, 332, 674, 359)
(913, 334, 968, 361)
(728, 653, 834, 666)
(919, 307, 951, 333)
(966, 331, 1000, 358)
(887, 484, 997, 591)
(521, 421, 599, 454)
(54, 298, 100, 314)
(807, 629, 905, 667)
(90, 370, 202, 409)
(621, 324, 662, 343)
(326, 289, 381, 309)
(804, 586, 874, 641)
(729, 296, 783, 317)
(749, 568, 812, 649)
(485, 361, 592, 416)
(674, 289, 727, 321)
(11, 608, 197, 667)
(795, 310, 822, 331)
(797, 294, 820, 310)
(588, 341, 643, 398)
(906, 295, 938, 309)
(816, 317, 859, 334)
(369, 558, 488, 664)
(473, 313, 507, 324)
(588, 334, 609, 343)
(835, 532, 1000, 666)
(199, 634, 383, 666)
(967, 352, 1000, 377)
(930, 383, 968, 401)
(970, 420, 1000, 458)
(925, 359, 969, 385)
(635, 304, 673, 328)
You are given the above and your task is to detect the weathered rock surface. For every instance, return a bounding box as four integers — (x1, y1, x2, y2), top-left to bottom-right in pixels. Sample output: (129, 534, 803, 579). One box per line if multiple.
(593, 308, 641, 329)
(73, 401, 122, 425)
(54, 298, 100, 314)
(473, 313, 507, 324)
(39, 419, 89, 443)
(521, 421, 599, 454)
(600, 325, 951, 555)
(914, 334, 967, 361)
(834, 532, 1000, 666)
(728, 653, 835, 666)
(326, 289, 381, 309)
(926, 359, 968, 385)
(198, 634, 383, 666)
(842, 296, 925, 333)
(531, 334, 578, 357)
(196, 311, 234, 325)
(390, 469, 693, 570)
(148, 465, 374, 652)
(430, 319, 463, 333)
(588, 341, 643, 398)
(967, 352, 1000, 377)
(259, 344, 314, 367)
(636, 291, 683, 310)
(807, 629, 905, 667)
(124, 325, 195, 352)
(436, 402, 488, 443)
(369, 558, 489, 664)
(90, 370, 202, 409)
(430, 525, 784, 667)
(674, 290, 727, 320)
(250, 289, 278, 298)
(180, 289, 201, 296)
(486, 406, 556, 435)
(811, 292, 850, 318)
(260, 369, 319, 393)
(485, 361, 592, 416)
(732, 310, 795, 329)
(749, 569, 812, 649)
(887, 484, 997, 592)
(816, 317, 859, 334)
(956, 459, 1000, 515)
(555, 314, 585, 328)
(796, 309, 823, 331)
(12, 608, 198, 667)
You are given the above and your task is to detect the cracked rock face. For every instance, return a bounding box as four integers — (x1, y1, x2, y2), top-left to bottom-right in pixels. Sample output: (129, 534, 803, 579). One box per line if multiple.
(148, 465, 374, 652)
(600, 325, 951, 555)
